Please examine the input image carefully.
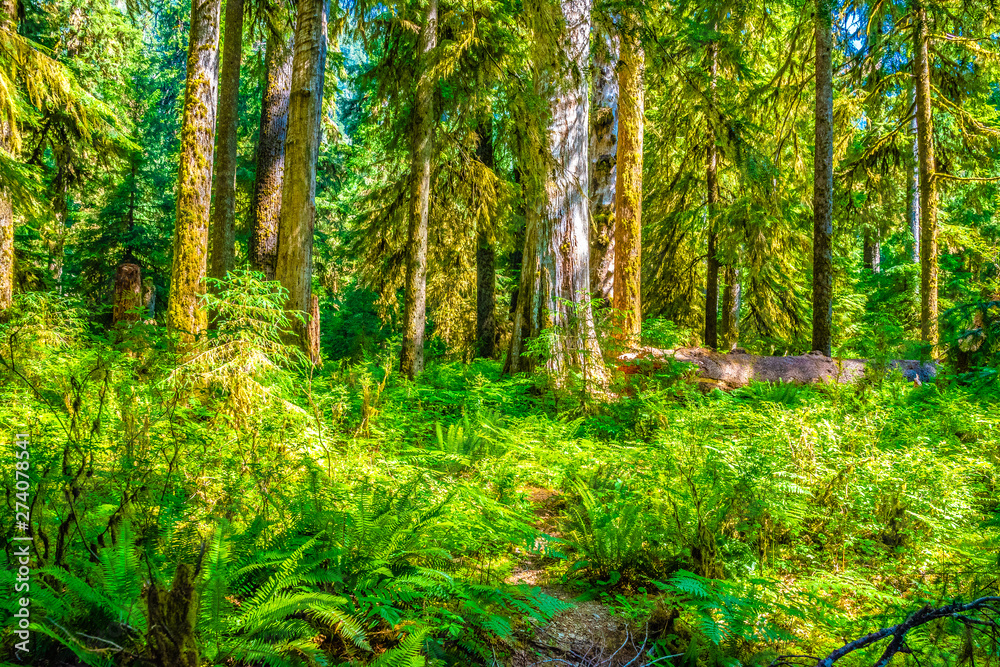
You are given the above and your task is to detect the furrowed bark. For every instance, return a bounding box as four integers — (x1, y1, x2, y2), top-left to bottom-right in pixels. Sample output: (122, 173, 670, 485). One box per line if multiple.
(275, 0, 327, 347)
(209, 0, 244, 283)
(399, 0, 438, 379)
(589, 34, 617, 306)
(705, 37, 720, 350)
(476, 118, 497, 359)
(505, 0, 606, 386)
(913, 1, 938, 355)
(812, 0, 834, 356)
(906, 86, 920, 265)
(249, 33, 292, 281)
(167, 0, 221, 338)
(613, 18, 643, 341)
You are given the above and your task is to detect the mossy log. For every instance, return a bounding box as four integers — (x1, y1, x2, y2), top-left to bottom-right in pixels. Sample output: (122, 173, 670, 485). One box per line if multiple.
(618, 347, 937, 389)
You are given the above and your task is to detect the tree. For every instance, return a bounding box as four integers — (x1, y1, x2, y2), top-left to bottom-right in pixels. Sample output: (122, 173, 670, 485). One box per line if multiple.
(209, 0, 245, 283)
(0, 0, 14, 311)
(812, 0, 834, 356)
(250, 33, 292, 281)
(275, 0, 328, 348)
(167, 0, 222, 336)
(589, 33, 617, 306)
(912, 0, 937, 355)
(705, 33, 720, 349)
(476, 118, 497, 359)
(613, 11, 644, 340)
(399, 0, 438, 379)
(506, 0, 606, 383)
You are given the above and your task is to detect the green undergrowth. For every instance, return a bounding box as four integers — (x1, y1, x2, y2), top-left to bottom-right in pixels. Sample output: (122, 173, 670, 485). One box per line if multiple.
(0, 286, 998, 666)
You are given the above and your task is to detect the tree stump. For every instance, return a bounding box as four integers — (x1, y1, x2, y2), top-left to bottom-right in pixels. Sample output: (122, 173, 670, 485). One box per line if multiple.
(113, 263, 143, 325)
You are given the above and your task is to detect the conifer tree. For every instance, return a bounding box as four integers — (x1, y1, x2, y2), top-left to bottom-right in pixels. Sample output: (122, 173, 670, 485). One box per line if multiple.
(276, 0, 327, 349)
(812, 0, 834, 356)
(168, 0, 222, 336)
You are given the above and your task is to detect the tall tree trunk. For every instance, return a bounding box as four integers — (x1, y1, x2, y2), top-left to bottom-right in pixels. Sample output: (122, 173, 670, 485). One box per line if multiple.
(913, 1, 938, 355)
(249, 34, 292, 281)
(275, 0, 327, 348)
(613, 19, 643, 341)
(589, 35, 617, 306)
(705, 38, 720, 349)
(812, 0, 834, 356)
(863, 230, 880, 272)
(720, 267, 740, 351)
(399, 0, 438, 379)
(168, 0, 221, 337)
(476, 118, 497, 359)
(906, 85, 920, 265)
(209, 0, 244, 282)
(505, 0, 605, 385)
(0, 0, 15, 313)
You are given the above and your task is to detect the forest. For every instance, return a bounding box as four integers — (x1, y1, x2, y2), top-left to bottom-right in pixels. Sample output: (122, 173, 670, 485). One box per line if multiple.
(0, 0, 999, 664)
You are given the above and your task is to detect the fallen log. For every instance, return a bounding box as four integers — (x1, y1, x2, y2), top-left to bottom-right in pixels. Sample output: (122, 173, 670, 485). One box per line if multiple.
(618, 347, 938, 390)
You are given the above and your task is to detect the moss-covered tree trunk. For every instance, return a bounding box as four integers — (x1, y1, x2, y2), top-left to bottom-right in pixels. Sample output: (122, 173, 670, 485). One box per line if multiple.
(249, 34, 292, 281)
(906, 85, 920, 265)
(0, 0, 15, 312)
(505, 0, 606, 385)
(208, 0, 244, 282)
(168, 0, 221, 337)
(589, 35, 617, 306)
(146, 562, 200, 667)
(704, 37, 719, 350)
(275, 0, 327, 346)
(913, 0, 938, 355)
(399, 0, 438, 379)
(113, 263, 143, 325)
(613, 20, 643, 341)
(811, 0, 834, 356)
(720, 267, 740, 351)
(476, 118, 497, 359)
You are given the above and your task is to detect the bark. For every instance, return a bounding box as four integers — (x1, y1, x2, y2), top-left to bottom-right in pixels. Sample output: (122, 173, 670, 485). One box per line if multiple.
(146, 562, 200, 667)
(906, 86, 920, 265)
(863, 230, 880, 273)
(720, 266, 740, 351)
(308, 292, 320, 363)
(913, 1, 938, 354)
(249, 34, 292, 281)
(275, 0, 327, 347)
(589, 35, 617, 305)
(0, 0, 15, 312)
(705, 38, 720, 350)
(476, 118, 497, 359)
(505, 0, 606, 385)
(168, 0, 221, 337)
(209, 0, 244, 282)
(613, 22, 643, 341)
(812, 0, 834, 356)
(113, 263, 143, 325)
(399, 0, 437, 379)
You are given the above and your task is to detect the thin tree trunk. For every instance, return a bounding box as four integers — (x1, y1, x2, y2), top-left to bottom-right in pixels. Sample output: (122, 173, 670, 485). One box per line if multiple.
(705, 38, 720, 350)
(167, 0, 221, 337)
(476, 118, 497, 359)
(505, 0, 605, 385)
(399, 0, 437, 379)
(209, 0, 244, 282)
(720, 266, 740, 351)
(906, 86, 920, 265)
(249, 34, 292, 281)
(913, 1, 938, 355)
(863, 230, 880, 273)
(275, 0, 327, 346)
(812, 0, 834, 356)
(613, 20, 643, 341)
(589, 35, 617, 306)
(0, 0, 15, 312)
